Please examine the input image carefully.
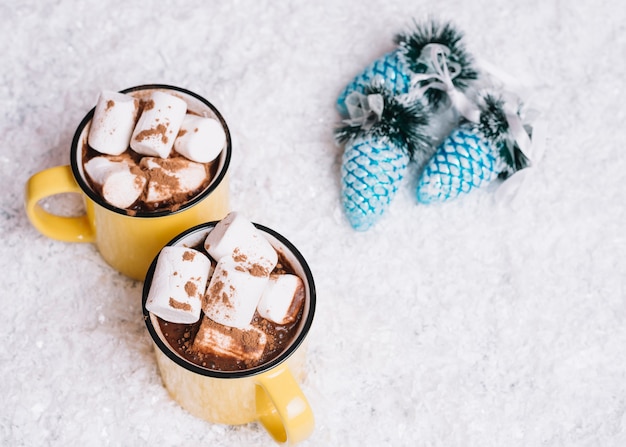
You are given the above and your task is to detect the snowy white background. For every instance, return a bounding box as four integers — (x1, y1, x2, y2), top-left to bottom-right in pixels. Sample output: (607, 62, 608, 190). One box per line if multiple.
(2, 1, 626, 446)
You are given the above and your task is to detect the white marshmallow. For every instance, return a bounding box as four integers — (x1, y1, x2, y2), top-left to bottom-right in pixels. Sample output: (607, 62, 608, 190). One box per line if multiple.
(173, 114, 225, 163)
(84, 156, 146, 209)
(257, 274, 305, 325)
(204, 212, 278, 276)
(140, 157, 208, 204)
(202, 257, 269, 329)
(88, 91, 139, 155)
(130, 91, 187, 158)
(84, 156, 117, 185)
(145, 246, 212, 324)
(192, 317, 267, 364)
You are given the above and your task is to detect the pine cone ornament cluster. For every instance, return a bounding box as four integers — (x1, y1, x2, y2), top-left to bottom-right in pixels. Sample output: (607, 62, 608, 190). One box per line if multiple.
(336, 84, 430, 231)
(336, 20, 478, 118)
(416, 94, 532, 204)
(335, 19, 538, 231)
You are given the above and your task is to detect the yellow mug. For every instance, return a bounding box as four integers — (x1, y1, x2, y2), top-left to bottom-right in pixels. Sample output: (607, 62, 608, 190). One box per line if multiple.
(24, 85, 232, 280)
(142, 222, 316, 445)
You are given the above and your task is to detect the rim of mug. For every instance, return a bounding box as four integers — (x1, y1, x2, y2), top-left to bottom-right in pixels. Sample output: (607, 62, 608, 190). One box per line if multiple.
(141, 221, 317, 379)
(70, 84, 232, 218)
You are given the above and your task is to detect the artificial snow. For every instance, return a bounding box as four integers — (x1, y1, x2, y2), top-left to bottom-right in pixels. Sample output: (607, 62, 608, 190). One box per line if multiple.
(2, 1, 626, 446)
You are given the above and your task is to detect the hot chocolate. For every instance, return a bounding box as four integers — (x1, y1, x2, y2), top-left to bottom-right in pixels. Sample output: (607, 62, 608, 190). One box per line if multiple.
(157, 254, 304, 371)
(145, 212, 306, 372)
(82, 89, 226, 214)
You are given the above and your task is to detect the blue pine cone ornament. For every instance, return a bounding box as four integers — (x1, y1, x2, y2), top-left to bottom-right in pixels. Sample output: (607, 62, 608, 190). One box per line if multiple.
(416, 94, 532, 204)
(336, 84, 431, 231)
(336, 19, 478, 117)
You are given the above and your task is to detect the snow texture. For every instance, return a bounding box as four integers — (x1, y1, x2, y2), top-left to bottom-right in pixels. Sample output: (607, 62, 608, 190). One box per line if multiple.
(2, 1, 626, 446)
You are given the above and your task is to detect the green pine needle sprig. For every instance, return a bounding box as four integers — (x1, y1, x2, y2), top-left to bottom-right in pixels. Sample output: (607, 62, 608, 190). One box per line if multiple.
(394, 19, 478, 108)
(335, 84, 432, 159)
(478, 94, 530, 174)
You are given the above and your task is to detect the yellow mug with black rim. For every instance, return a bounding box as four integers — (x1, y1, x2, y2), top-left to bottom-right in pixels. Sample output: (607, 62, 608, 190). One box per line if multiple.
(24, 84, 231, 280)
(142, 222, 316, 444)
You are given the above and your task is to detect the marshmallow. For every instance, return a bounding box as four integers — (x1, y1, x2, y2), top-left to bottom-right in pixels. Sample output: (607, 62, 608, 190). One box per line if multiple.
(257, 274, 305, 325)
(130, 91, 187, 158)
(88, 91, 139, 155)
(145, 246, 212, 324)
(174, 114, 225, 163)
(202, 257, 269, 329)
(192, 316, 267, 364)
(84, 156, 146, 209)
(204, 212, 278, 276)
(140, 157, 208, 204)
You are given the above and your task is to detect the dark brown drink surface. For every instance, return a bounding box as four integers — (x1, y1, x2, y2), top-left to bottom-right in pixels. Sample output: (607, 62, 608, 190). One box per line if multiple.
(82, 99, 219, 215)
(157, 246, 304, 372)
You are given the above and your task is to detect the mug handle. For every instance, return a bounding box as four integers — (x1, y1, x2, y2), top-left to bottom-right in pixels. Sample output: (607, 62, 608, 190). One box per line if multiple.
(255, 363, 315, 444)
(24, 165, 95, 242)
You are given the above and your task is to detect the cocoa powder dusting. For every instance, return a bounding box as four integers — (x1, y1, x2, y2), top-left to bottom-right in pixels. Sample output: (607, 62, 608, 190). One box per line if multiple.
(258, 318, 279, 352)
(232, 248, 247, 263)
(249, 263, 269, 277)
(221, 292, 230, 305)
(106, 99, 115, 111)
(134, 123, 169, 144)
(169, 297, 191, 311)
(207, 280, 234, 309)
(209, 280, 224, 298)
(184, 281, 197, 298)
(240, 329, 261, 352)
(182, 250, 196, 261)
(143, 99, 155, 111)
(144, 160, 181, 191)
(158, 157, 193, 171)
(132, 168, 146, 191)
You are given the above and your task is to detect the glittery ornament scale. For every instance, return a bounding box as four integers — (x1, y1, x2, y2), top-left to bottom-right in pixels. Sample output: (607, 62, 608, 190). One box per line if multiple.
(342, 135, 409, 231)
(336, 51, 412, 117)
(416, 123, 506, 204)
